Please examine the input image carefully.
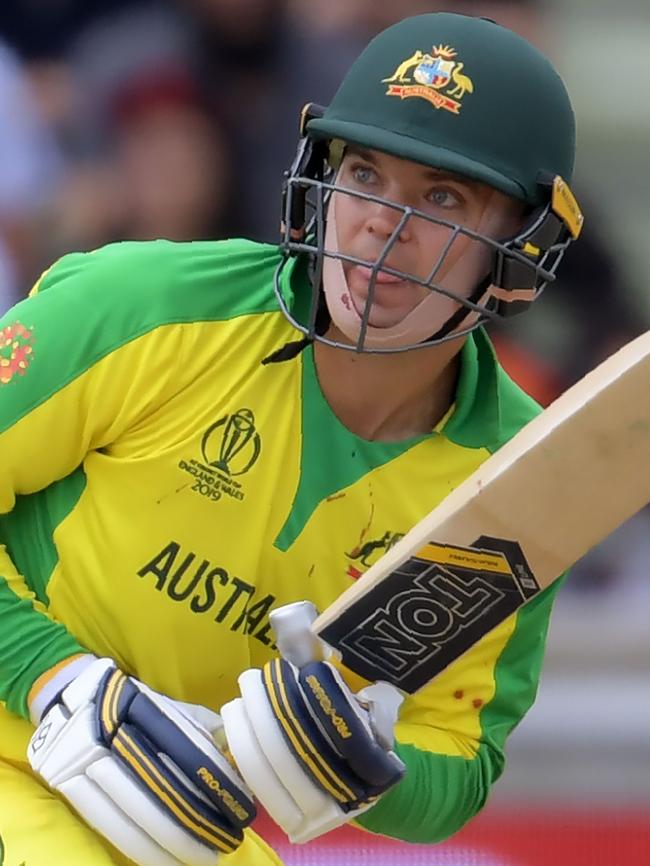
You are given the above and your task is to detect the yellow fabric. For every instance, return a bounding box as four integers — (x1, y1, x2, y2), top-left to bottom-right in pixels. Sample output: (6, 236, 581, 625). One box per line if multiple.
(0, 759, 283, 866)
(395, 610, 519, 757)
(0, 311, 498, 760)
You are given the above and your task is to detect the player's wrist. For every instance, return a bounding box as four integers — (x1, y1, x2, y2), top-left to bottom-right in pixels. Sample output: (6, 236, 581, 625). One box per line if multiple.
(28, 652, 97, 725)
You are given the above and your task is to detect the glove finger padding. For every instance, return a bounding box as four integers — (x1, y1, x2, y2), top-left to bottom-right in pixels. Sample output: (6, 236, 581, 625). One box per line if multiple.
(264, 658, 375, 809)
(223, 668, 367, 845)
(95, 666, 254, 854)
(298, 661, 405, 788)
(222, 657, 406, 842)
(221, 683, 326, 837)
(29, 658, 255, 866)
(268, 659, 404, 801)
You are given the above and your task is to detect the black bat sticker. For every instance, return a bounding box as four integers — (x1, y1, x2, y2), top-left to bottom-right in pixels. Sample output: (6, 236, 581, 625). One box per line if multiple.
(319, 537, 540, 693)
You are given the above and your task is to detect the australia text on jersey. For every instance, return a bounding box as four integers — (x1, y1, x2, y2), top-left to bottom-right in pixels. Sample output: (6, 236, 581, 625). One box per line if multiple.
(138, 540, 276, 648)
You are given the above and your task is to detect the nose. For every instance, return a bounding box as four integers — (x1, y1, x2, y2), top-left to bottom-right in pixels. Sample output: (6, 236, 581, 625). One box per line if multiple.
(366, 201, 412, 243)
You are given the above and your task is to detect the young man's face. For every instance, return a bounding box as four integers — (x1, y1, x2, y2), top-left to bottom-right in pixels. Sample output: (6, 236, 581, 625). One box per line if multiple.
(332, 146, 526, 329)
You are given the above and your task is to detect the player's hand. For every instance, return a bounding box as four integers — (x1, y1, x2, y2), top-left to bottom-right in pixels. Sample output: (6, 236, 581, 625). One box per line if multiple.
(221, 604, 405, 843)
(27, 657, 256, 866)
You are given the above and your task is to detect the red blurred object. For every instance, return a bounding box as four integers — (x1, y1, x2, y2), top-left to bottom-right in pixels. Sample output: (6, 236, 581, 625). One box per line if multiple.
(254, 806, 650, 866)
(111, 66, 205, 126)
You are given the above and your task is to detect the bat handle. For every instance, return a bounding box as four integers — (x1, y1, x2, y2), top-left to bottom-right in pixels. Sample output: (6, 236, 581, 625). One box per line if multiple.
(269, 601, 333, 667)
(270, 605, 403, 750)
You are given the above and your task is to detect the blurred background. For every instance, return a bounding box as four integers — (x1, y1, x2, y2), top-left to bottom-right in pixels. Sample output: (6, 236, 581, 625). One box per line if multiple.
(1, 0, 648, 863)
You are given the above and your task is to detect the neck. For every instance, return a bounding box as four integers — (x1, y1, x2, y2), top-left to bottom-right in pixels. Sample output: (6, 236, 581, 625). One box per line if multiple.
(313, 327, 465, 442)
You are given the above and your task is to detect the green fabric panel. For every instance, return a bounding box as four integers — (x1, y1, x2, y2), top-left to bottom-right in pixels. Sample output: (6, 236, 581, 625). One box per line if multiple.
(274, 345, 428, 550)
(478, 576, 565, 754)
(439, 329, 485, 443)
(0, 576, 86, 718)
(356, 740, 497, 843)
(488, 369, 542, 452)
(0, 239, 283, 434)
(442, 328, 541, 452)
(0, 466, 87, 604)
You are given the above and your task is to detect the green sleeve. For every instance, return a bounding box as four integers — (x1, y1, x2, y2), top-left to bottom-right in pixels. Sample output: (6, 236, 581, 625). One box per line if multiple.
(0, 568, 87, 718)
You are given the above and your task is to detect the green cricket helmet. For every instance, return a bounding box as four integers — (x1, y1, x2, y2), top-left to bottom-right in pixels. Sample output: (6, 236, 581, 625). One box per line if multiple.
(273, 12, 583, 356)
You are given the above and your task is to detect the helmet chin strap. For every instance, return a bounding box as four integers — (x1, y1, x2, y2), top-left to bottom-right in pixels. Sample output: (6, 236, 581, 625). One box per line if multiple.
(322, 189, 512, 350)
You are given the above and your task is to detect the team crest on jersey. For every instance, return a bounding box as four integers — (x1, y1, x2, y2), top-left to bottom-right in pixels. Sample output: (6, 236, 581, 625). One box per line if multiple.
(0, 321, 34, 385)
(346, 530, 404, 580)
(382, 43, 474, 115)
(178, 407, 261, 504)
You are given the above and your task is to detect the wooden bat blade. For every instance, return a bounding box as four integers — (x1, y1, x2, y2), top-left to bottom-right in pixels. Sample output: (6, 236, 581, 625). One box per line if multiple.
(314, 332, 650, 693)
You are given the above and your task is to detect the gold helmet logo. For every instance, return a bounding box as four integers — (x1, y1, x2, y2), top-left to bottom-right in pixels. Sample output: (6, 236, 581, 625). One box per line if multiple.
(382, 43, 474, 115)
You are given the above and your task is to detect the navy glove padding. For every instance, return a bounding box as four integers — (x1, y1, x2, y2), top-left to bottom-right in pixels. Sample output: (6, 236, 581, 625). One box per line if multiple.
(94, 665, 255, 854)
(29, 656, 256, 865)
(262, 657, 405, 812)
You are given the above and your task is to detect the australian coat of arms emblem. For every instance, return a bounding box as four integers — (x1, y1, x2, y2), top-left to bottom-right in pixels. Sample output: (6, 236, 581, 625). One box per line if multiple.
(382, 44, 474, 115)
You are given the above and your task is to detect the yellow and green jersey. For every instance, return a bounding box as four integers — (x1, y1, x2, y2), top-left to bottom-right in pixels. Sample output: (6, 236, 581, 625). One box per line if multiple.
(0, 239, 561, 844)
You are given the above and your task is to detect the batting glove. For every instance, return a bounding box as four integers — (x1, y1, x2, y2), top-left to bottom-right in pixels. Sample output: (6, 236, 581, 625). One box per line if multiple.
(28, 657, 256, 866)
(221, 603, 405, 843)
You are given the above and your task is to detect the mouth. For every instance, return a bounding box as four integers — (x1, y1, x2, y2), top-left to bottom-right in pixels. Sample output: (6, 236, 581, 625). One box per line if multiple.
(353, 264, 407, 285)
(347, 264, 425, 315)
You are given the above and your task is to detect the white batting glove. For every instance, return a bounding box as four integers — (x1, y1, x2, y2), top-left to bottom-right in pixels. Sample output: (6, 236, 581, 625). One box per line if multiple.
(221, 603, 405, 844)
(28, 657, 256, 866)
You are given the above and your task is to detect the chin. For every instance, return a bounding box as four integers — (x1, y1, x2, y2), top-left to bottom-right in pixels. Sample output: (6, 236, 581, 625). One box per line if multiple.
(349, 293, 420, 329)
(366, 310, 411, 329)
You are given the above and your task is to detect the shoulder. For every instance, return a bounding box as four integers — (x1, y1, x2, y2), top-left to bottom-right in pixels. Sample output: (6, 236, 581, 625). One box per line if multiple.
(32, 238, 283, 326)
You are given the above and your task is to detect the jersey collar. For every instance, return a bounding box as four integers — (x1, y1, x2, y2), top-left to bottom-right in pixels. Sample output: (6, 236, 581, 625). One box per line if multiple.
(440, 327, 503, 450)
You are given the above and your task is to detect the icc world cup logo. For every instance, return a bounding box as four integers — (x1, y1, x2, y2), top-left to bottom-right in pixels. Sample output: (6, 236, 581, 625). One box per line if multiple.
(201, 408, 261, 476)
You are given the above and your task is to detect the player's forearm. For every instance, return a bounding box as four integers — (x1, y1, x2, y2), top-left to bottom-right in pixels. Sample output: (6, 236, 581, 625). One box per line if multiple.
(355, 739, 499, 843)
(0, 550, 87, 719)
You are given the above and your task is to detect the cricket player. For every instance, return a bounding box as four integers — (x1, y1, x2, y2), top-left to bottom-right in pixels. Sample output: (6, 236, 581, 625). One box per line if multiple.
(0, 13, 582, 866)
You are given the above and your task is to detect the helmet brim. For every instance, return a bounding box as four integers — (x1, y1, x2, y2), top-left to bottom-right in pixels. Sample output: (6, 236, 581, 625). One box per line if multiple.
(307, 117, 533, 205)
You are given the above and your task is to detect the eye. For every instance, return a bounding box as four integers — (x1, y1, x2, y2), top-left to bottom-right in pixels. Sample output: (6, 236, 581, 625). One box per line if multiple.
(350, 163, 378, 186)
(426, 187, 464, 210)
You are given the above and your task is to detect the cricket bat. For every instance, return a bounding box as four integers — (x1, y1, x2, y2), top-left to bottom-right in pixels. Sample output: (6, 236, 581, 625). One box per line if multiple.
(273, 332, 650, 694)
